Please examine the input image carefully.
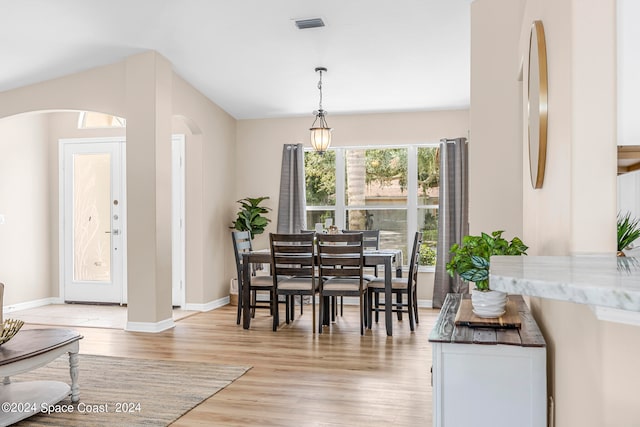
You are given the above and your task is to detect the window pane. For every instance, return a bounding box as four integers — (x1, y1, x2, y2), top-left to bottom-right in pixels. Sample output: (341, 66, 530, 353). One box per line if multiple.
(418, 208, 438, 265)
(306, 210, 335, 231)
(346, 209, 407, 261)
(345, 148, 408, 207)
(304, 151, 336, 206)
(418, 147, 439, 206)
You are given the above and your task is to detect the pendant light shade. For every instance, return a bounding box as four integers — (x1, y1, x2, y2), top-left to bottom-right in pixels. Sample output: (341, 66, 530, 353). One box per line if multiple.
(310, 67, 332, 154)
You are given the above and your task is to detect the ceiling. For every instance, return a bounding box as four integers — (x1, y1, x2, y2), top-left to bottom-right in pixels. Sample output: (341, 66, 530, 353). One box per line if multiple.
(0, 0, 472, 120)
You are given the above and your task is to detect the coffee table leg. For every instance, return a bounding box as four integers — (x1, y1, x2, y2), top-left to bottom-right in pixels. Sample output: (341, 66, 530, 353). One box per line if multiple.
(69, 351, 79, 403)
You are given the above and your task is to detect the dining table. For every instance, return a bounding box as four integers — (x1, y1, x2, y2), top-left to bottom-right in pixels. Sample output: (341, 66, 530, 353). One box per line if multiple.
(242, 248, 403, 336)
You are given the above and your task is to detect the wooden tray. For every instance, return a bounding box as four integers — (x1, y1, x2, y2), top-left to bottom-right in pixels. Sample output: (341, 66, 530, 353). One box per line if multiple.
(454, 298, 521, 329)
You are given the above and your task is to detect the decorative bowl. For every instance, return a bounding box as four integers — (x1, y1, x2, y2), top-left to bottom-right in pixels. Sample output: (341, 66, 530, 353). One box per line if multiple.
(0, 319, 24, 345)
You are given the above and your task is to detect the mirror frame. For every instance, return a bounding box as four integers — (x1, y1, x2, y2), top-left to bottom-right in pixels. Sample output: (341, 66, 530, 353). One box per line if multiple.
(528, 20, 548, 189)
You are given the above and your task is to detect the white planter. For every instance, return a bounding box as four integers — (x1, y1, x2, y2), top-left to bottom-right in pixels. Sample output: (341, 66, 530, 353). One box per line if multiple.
(471, 289, 507, 318)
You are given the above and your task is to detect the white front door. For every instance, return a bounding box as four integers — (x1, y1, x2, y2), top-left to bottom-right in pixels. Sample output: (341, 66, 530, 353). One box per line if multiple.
(61, 138, 126, 303)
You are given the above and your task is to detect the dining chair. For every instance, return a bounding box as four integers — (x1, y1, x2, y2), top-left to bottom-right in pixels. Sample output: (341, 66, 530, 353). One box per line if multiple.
(340, 229, 380, 314)
(317, 232, 367, 335)
(231, 230, 275, 325)
(270, 233, 318, 332)
(367, 231, 422, 331)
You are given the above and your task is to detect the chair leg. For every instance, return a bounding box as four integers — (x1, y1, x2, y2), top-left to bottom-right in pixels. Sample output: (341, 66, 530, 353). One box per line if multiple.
(311, 295, 316, 334)
(407, 291, 415, 331)
(272, 291, 279, 332)
(331, 297, 336, 322)
(290, 295, 295, 321)
(251, 290, 257, 318)
(396, 293, 403, 321)
(413, 289, 420, 324)
(359, 293, 364, 335)
(366, 289, 372, 329)
(318, 294, 324, 334)
(236, 282, 243, 325)
(340, 296, 344, 316)
(374, 293, 380, 323)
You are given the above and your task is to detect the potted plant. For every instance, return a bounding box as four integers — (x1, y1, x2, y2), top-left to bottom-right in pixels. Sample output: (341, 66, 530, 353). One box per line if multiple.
(231, 196, 271, 239)
(617, 212, 640, 256)
(446, 230, 528, 317)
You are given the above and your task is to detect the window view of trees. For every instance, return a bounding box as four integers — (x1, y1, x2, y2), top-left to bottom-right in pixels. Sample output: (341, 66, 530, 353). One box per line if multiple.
(305, 145, 439, 266)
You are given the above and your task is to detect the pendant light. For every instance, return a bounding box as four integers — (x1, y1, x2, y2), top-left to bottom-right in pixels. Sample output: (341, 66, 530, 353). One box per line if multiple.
(310, 67, 332, 154)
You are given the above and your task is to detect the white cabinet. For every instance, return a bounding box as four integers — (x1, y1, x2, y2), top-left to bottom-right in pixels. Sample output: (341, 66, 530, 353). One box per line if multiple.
(429, 294, 547, 427)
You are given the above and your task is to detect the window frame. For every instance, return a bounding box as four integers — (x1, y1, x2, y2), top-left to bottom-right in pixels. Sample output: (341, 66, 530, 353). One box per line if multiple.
(304, 143, 439, 272)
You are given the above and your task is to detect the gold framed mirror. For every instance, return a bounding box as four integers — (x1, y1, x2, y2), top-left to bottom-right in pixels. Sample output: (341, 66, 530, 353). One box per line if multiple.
(528, 20, 548, 189)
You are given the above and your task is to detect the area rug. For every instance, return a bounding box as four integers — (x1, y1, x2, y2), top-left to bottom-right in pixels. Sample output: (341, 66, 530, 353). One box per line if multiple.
(9, 354, 250, 426)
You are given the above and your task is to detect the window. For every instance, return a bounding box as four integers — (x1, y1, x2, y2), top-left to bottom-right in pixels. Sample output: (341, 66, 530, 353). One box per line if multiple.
(305, 145, 439, 267)
(78, 112, 126, 129)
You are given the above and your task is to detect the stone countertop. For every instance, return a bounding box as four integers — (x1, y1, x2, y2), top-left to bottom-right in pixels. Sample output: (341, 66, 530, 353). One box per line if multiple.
(489, 255, 640, 312)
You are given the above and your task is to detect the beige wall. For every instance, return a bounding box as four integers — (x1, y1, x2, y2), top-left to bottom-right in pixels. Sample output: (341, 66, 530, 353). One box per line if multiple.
(236, 110, 469, 302)
(473, 0, 636, 425)
(470, 0, 524, 238)
(0, 114, 51, 305)
(0, 51, 237, 326)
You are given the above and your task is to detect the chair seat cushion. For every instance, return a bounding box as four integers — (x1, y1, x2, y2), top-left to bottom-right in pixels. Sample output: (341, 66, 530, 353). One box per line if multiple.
(322, 278, 367, 292)
(277, 277, 319, 291)
(367, 277, 407, 290)
(250, 275, 275, 286)
(362, 274, 378, 282)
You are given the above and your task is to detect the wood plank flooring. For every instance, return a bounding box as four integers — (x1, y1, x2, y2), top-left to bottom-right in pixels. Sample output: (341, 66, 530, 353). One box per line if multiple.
(25, 303, 438, 426)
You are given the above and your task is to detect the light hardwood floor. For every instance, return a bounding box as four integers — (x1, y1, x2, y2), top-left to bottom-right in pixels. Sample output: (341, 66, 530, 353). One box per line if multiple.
(25, 303, 438, 426)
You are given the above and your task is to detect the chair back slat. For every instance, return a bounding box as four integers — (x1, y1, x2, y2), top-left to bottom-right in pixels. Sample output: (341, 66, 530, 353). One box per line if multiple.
(316, 233, 364, 279)
(231, 231, 253, 276)
(270, 233, 316, 290)
(342, 229, 380, 251)
(407, 231, 423, 290)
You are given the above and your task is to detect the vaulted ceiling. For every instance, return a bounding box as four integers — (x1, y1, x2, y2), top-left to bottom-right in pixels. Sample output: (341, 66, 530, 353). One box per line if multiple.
(0, 0, 471, 119)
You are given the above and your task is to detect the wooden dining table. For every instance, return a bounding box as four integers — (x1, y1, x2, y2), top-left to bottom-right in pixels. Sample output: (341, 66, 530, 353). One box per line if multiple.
(242, 248, 402, 336)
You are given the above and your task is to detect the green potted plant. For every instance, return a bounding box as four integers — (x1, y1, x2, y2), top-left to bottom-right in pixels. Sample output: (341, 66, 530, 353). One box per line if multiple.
(446, 230, 528, 317)
(617, 212, 640, 256)
(231, 196, 271, 239)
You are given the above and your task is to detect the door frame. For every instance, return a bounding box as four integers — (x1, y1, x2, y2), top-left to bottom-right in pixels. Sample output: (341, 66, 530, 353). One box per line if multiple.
(58, 137, 128, 304)
(171, 134, 186, 308)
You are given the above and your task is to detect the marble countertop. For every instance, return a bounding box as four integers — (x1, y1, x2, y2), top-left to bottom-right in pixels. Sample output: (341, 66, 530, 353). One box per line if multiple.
(489, 255, 640, 312)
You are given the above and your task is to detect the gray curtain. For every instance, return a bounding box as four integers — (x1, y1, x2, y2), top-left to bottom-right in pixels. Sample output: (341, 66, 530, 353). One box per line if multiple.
(277, 144, 307, 233)
(433, 137, 469, 308)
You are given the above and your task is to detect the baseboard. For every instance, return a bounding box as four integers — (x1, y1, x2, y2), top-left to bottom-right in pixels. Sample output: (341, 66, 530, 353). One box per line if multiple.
(4, 297, 63, 314)
(418, 299, 433, 308)
(183, 296, 229, 312)
(125, 318, 176, 333)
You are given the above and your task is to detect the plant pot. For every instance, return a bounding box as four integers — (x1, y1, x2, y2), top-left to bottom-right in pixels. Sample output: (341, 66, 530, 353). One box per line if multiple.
(471, 289, 507, 318)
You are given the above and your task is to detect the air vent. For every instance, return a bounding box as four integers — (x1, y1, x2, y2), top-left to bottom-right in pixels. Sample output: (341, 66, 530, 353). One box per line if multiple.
(295, 18, 325, 30)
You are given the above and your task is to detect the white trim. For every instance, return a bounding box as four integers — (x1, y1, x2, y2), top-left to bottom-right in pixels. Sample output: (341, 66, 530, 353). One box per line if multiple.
(171, 134, 186, 308)
(125, 318, 176, 333)
(305, 144, 441, 266)
(592, 305, 640, 326)
(184, 296, 230, 312)
(58, 137, 127, 304)
(418, 299, 433, 309)
(3, 298, 63, 314)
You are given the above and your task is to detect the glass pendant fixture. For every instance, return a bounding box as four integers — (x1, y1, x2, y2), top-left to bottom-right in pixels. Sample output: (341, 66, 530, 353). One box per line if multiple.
(310, 67, 332, 154)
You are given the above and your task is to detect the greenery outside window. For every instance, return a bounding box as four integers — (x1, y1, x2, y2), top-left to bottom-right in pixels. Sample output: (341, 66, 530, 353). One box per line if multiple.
(305, 145, 439, 268)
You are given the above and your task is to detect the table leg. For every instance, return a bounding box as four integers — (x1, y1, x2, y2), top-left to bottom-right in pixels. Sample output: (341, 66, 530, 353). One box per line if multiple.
(69, 351, 79, 403)
(242, 255, 251, 329)
(385, 258, 393, 336)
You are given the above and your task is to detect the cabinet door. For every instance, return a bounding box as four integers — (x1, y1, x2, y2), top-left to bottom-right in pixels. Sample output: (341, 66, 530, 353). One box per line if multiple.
(432, 342, 546, 427)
